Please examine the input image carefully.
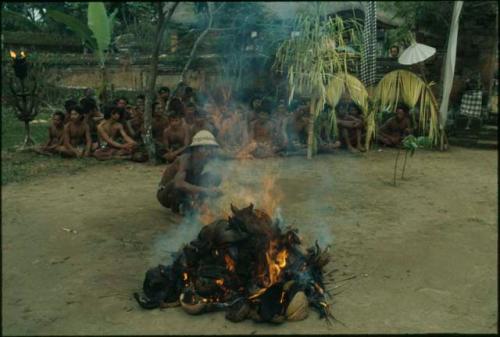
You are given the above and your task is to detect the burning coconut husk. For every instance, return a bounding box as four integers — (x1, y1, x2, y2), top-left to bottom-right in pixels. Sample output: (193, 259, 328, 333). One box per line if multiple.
(134, 203, 336, 324)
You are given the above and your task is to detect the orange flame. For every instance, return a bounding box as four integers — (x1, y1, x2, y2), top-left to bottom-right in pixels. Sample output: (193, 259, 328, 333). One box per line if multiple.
(182, 272, 188, 281)
(9, 50, 16, 58)
(264, 241, 288, 287)
(224, 254, 236, 272)
(215, 279, 224, 286)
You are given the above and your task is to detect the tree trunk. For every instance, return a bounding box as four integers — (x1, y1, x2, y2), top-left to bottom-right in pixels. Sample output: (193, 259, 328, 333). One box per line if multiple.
(393, 148, 401, 186)
(23, 120, 35, 148)
(180, 3, 213, 83)
(143, 2, 179, 164)
(401, 150, 409, 179)
(307, 98, 317, 159)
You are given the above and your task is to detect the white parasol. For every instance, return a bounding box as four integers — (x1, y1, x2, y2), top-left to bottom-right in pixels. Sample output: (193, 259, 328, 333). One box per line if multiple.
(398, 42, 436, 65)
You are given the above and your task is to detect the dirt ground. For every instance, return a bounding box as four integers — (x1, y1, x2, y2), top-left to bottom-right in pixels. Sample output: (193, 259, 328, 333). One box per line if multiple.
(2, 147, 497, 335)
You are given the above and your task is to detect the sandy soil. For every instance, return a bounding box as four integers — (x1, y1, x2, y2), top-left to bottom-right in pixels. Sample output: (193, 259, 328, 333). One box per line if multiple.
(2, 147, 497, 335)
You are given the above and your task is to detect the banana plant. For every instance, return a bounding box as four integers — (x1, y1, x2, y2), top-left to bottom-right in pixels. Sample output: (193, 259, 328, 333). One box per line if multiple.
(46, 3, 117, 103)
(393, 135, 432, 186)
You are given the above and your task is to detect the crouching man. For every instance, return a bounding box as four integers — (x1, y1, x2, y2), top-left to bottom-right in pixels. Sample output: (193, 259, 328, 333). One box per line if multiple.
(157, 130, 222, 215)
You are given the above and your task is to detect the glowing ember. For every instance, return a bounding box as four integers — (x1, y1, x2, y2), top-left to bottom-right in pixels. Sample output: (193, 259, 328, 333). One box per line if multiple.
(224, 254, 236, 272)
(20, 51, 26, 58)
(248, 288, 267, 300)
(215, 279, 224, 286)
(9, 50, 16, 58)
(183, 273, 188, 281)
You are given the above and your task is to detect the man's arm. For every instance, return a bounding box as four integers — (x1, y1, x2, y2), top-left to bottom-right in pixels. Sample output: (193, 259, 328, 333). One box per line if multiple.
(84, 124, 92, 156)
(97, 124, 125, 149)
(118, 124, 137, 146)
(173, 157, 209, 195)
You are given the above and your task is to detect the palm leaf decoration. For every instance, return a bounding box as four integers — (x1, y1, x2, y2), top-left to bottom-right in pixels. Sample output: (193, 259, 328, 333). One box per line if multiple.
(273, 8, 363, 158)
(373, 70, 440, 146)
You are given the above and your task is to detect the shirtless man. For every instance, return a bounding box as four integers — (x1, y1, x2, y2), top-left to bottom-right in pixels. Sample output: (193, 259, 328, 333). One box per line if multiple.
(218, 103, 250, 158)
(189, 108, 219, 143)
(162, 110, 190, 163)
(35, 111, 65, 155)
(63, 99, 78, 124)
(284, 100, 309, 153)
(157, 130, 223, 215)
(158, 86, 170, 113)
(59, 105, 92, 158)
(337, 103, 366, 152)
(93, 105, 138, 160)
(377, 103, 413, 147)
(152, 102, 170, 160)
(183, 102, 196, 126)
(242, 100, 281, 158)
(80, 97, 104, 147)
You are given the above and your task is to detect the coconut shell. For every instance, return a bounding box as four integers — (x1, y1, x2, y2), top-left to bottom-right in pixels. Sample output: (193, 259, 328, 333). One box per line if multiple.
(179, 293, 206, 315)
(286, 291, 309, 321)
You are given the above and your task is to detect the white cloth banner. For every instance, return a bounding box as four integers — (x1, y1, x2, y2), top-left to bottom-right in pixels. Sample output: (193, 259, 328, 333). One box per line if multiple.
(439, 1, 464, 128)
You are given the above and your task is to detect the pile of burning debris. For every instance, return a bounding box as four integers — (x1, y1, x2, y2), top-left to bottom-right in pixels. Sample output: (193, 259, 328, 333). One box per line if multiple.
(134, 204, 335, 324)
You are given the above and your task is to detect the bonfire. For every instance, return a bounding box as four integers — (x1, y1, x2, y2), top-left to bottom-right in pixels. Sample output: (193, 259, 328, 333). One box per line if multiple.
(134, 203, 336, 324)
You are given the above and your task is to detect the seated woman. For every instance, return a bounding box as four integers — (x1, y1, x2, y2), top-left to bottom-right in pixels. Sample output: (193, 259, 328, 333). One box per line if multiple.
(162, 110, 190, 163)
(93, 105, 138, 160)
(58, 105, 93, 158)
(376, 103, 413, 147)
(157, 130, 222, 215)
(337, 103, 366, 152)
(35, 111, 65, 156)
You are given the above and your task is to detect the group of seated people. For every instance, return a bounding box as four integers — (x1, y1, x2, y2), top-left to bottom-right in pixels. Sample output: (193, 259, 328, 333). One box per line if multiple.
(36, 84, 414, 162)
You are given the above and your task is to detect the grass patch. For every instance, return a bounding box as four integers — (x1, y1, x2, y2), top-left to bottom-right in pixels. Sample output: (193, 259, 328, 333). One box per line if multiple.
(1, 106, 124, 186)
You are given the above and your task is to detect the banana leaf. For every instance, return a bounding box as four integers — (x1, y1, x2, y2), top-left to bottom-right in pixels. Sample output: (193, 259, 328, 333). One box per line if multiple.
(46, 9, 97, 50)
(87, 2, 111, 66)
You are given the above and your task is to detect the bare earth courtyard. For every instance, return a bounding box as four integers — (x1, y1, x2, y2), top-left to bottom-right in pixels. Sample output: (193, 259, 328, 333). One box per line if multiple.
(1, 147, 497, 335)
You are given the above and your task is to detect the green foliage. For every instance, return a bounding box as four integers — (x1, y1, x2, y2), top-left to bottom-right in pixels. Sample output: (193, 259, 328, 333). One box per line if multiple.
(45, 9, 97, 50)
(402, 135, 432, 156)
(87, 3, 117, 66)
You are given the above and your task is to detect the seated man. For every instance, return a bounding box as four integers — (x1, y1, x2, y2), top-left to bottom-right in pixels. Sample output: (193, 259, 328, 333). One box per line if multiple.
(80, 97, 104, 147)
(183, 102, 196, 126)
(284, 100, 309, 153)
(157, 130, 222, 215)
(58, 105, 93, 158)
(93, 105, 138, 160)
(162, 110, 190, 163)
(337, 103, 366, 152)
(152, 102, 170, 160)
(129, 94, 145, 141)
(316, 105, 341, 154)
(218, 103, 250, 159)
(189, 108, 219, 143)
(35, 111, 65, 155)
(377, 103, 413, 147)
(241, 100, 282, 158)
(63, 99, 78, 124)
(158, 86, 171, 113)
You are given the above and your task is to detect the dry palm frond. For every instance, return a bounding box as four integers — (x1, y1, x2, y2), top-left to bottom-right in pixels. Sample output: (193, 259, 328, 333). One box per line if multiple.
(373, 70, 440, 145)
(273, 11, 362, 157)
